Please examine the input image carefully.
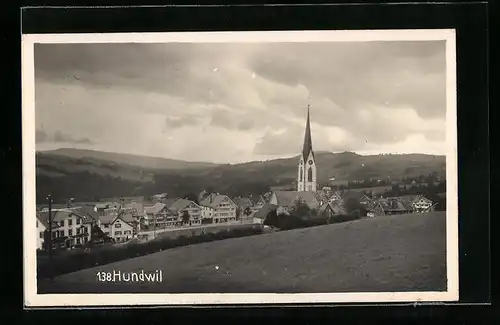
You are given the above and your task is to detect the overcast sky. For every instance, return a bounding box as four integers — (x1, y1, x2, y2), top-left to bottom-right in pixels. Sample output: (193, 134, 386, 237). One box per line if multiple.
(34, 41, 447, 164)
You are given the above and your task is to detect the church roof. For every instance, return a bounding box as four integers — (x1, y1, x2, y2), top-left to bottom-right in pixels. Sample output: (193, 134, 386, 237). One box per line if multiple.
(272, 191, 320, 210)
(302, 105, 315, 162)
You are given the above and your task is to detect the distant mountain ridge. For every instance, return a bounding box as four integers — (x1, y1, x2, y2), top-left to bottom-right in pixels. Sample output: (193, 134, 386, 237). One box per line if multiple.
(35, 148, 446, 203)
(39, 148, 219, 170)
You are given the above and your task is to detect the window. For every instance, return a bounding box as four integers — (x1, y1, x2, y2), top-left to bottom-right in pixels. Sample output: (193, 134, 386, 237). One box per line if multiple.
(115, 223, 121, 228)
(76, 238, 80, 245)
(68, 219, 73, 226)
(300, 167, 303, 182)
(39, 232, 44, 239)
(68, 229, 73, 236)
(59, 220, 64, 227)
(36, 220, 38, 228)
(124, 230, 131, 235)
(115, 231, 122, 235)
(308, 167, 313, 182)
(104, 224, 109, 228)
(77, 218, 81, 225)
(76, 228, 80, 235)
(104, 231, 110, 235)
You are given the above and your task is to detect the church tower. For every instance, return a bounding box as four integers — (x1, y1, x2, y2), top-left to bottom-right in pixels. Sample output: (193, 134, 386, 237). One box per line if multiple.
(297, 105, 317, 192)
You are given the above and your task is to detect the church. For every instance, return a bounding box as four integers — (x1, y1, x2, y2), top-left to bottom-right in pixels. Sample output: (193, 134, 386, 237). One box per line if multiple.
(297, 104, 317, 192)
(268, 105, 320, 211)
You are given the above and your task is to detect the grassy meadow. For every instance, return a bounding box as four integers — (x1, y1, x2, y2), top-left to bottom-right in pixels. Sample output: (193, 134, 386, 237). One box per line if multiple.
(38, 211, 447, 294)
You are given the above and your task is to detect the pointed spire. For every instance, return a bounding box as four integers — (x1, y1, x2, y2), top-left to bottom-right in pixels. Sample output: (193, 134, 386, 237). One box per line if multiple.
(302, 104, 314, 162)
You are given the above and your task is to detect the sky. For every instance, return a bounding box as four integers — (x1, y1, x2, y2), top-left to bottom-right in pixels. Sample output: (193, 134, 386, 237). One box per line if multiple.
(34, 40, 447, 164)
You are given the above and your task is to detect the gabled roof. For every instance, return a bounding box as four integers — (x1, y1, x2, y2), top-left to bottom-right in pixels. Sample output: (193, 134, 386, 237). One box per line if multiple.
(123, 201, 145, 216)
(113, 211, 135, 226)
(144, 202, 167, 215)
(327, 201, 347, 215)
(272, 191, 319, 209)
(162, 198, 180, 209)
(199, 194, 236, 209)
(98, 213, 117, 225)
(254, 203, 278, 219)
(169, 198, 200, 212)
(233, 197, 254, 208)
(73, 206, 99, 224)
(379, 198, 408, 212)
(36, 210, 85, 228)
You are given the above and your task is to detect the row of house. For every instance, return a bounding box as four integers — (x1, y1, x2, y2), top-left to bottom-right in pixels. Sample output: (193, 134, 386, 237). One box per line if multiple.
(36, 205, 137, 250)
(35, 187, 440, 250)
(251, 188, 437, 221)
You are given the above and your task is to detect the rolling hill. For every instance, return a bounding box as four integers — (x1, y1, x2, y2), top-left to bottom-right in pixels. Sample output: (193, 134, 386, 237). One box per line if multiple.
(35, 148, 446, 203)
(40, 148, 218, 170)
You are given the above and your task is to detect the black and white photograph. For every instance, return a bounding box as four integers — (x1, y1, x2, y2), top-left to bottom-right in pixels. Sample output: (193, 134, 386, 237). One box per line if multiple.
(22, 30, 458, 306)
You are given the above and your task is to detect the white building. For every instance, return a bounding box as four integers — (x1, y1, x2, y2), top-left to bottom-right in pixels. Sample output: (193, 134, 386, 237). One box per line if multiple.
(199, 193, 237, 223)
(36, 216, 47, 250)
(36, 210, 93, 250)
(98, 210, 136, 242)
(169, 198, 202, 226)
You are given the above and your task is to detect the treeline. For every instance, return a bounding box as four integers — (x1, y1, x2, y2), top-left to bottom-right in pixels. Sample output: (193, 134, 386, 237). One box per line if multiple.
(36, 171, 273, 204)
(36, 172, 143, 204)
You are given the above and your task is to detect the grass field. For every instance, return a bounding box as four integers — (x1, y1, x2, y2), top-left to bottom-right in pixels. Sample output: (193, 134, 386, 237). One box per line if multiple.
(38, 211, 447, 294)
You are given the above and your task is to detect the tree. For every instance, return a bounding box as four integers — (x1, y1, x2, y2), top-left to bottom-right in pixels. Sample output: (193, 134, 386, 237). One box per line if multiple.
(181, 211, 191, 224)
(344, 198, 362, 215)
(243, 207, 252, 216)
(290, 197, 310, 219)
(263, 208, 278, 227)
(183, 192, 199, 204)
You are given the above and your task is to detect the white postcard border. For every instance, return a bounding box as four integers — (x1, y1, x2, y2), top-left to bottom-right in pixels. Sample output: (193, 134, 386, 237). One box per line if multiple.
(22, 29, 459, 307)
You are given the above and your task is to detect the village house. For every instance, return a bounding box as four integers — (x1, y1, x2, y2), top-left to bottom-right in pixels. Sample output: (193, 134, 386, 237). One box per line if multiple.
(318, 200, 347, 220)
(252, 194, 268, 213)
(169, 198, 203, 226)
(199, 193, 237, 223)
(109, 211, 135, 242)
(391, 195, 435, 213)
(233, 196, 255, 221)
(36, 215, 48, 250)
(200, 205, 215, 221)
(36, 210, 93, 250)
(96, 209, 137, 242)
(144, 202, 178, 228)
(122, 201, 146, 231)
(253, 203, 278, 224)
(94, 202, 121, 216)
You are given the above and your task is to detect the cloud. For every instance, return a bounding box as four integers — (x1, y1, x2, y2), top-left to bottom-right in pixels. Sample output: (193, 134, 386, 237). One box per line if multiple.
(34, 40, 447, 163)
(165, 114, 203, 130)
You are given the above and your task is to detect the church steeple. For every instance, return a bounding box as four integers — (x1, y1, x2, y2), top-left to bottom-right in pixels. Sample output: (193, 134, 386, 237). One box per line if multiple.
(302, 104, 314, 162)
(297, 104, 317, 192)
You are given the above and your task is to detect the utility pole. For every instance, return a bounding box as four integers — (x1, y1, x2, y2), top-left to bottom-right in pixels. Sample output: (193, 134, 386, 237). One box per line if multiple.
(47, 194, 53, 262)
